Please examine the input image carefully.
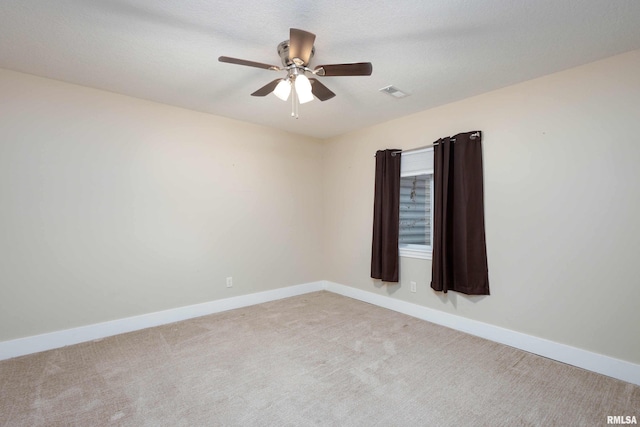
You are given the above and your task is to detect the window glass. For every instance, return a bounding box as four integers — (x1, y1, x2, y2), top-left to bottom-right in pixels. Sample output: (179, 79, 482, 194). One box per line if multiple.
(399, 148, 433, 259)
(399, 174, 431, 247)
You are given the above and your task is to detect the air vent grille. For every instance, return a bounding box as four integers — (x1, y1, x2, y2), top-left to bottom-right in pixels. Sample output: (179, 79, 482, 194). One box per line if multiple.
(379, 85, 410, 98)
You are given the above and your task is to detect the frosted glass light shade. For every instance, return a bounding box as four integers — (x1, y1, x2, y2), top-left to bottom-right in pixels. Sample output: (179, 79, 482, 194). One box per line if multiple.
(295, 74, 314, 104)
(274, 79, 291, 101)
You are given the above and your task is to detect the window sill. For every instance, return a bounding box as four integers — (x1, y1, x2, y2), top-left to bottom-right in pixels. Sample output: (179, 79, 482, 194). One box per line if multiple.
(399, 247, 432, 260)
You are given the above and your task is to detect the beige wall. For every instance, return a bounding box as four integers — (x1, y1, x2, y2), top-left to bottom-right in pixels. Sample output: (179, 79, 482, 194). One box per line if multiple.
(0, 69, 324, 341)
(323, 50, 640, 364)
(2, 50, 640, 366)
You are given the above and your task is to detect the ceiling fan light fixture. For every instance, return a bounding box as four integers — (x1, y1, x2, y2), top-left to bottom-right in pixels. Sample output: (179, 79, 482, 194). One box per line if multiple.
(295, 74, 314, 104)
(274, 78, 291, 101)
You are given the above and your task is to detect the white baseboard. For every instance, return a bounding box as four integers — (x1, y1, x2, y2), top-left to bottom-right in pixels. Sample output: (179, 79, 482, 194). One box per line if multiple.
(2, 279, 638, 386)
(323, 280, 640, 386)
(0, 281, 324, 361)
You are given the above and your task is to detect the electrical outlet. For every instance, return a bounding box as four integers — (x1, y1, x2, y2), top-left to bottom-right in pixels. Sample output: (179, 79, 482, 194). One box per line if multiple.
(226, 277, 233, 288)
(410, 281, 417, 293)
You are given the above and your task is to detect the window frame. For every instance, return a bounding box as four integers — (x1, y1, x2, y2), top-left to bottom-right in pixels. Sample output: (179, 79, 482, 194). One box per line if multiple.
(399, 148, 434, 260)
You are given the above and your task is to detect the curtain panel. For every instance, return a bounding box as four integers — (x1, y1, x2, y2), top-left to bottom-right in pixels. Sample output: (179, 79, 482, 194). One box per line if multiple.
(371, 149, 401, 282)
(431, 131, 490, 295)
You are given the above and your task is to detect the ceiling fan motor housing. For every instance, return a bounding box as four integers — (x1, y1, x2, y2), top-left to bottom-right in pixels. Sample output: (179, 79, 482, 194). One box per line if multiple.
(277, 40, 315, 67)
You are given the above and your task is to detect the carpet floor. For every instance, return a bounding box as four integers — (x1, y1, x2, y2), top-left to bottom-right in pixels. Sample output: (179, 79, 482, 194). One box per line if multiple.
(1, 291, 638, 426)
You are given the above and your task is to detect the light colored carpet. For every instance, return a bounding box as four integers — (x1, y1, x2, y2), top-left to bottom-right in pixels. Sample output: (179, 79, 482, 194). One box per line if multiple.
(1, 291, 638, 426)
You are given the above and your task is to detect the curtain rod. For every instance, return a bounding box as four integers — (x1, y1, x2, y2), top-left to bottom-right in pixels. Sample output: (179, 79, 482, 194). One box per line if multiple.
(381, 132, 481, 157)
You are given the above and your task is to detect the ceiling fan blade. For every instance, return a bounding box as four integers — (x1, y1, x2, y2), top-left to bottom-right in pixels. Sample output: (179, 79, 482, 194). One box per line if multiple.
(314, 62, 373, 76)
(309, 78, 336, 101)
(289, 28, 316, 65)
(251, 79, 283, 97)
(218, 56, 281, 71)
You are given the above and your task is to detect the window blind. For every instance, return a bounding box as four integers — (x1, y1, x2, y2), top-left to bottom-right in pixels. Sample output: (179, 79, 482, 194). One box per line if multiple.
(399, 175, 431, 245)
(401, 148, 433, 176)
(399, 148, 433, 247)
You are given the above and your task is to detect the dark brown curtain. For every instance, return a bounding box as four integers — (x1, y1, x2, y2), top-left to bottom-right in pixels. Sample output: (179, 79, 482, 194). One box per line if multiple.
(431, 131, 489, 295)
(371, 149, 401, 282)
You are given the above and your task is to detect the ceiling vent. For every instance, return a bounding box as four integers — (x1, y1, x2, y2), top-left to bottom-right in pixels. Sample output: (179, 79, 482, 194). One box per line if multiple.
(379, 85, 410, 99)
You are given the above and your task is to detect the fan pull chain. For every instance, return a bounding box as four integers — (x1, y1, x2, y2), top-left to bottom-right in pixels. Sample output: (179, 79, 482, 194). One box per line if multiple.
(291, 87, 295, 118)
(291, 85, 299, 119)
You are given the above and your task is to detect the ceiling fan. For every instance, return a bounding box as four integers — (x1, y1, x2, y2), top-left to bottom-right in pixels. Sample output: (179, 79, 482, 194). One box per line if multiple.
(218, 28, 373, 117)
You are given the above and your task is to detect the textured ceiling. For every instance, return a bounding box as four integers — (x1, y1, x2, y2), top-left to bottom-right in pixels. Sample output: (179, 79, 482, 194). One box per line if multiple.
(1, 0, 640, 139)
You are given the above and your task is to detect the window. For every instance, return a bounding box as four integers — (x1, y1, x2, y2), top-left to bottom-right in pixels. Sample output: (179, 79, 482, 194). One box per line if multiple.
(399, 148, 433, 259)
